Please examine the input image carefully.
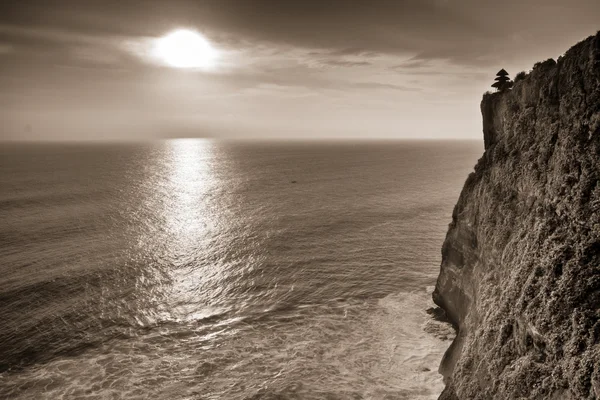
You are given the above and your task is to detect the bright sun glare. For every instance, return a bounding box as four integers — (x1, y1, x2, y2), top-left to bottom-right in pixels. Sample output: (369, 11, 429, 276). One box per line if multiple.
(154, 29, 217, 69)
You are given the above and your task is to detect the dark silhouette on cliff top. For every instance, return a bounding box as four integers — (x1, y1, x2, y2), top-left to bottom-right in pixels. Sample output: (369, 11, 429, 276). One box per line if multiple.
(491, 69, 514, 92)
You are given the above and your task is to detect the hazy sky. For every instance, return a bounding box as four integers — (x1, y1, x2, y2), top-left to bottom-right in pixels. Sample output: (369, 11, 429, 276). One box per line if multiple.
(1, 0, 599, 141)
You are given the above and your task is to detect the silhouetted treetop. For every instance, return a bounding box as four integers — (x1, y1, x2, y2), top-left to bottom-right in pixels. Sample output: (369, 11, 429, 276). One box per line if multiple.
(491, 69, 513, 92)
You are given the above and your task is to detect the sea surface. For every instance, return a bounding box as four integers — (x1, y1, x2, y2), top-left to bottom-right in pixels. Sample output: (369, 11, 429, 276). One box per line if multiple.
(0, 140, 481, 399)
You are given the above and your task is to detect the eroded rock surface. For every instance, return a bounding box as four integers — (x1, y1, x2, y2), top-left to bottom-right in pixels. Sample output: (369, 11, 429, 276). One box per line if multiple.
(434, 32, 600, 399)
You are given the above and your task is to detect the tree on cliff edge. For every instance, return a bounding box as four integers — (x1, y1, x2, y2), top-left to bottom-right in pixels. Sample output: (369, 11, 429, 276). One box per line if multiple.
(491, 69, 513, 92)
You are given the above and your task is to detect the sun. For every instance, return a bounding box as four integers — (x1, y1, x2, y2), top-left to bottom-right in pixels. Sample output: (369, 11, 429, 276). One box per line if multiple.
(154, 29, 217, 69)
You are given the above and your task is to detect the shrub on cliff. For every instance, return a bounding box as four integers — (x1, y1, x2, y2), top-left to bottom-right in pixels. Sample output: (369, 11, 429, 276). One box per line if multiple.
(514, 71, 527, 83)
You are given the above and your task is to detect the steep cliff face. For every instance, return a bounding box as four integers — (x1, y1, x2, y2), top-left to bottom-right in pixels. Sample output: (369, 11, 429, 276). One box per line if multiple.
(434, 32, 600, 399)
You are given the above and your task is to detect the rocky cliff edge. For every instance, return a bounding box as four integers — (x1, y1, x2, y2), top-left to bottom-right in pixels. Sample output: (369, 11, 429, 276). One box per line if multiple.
(434, 31, 600, 399)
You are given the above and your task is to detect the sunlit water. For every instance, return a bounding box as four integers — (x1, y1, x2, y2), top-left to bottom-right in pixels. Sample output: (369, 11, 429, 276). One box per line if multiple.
(0, 140, 480, 399)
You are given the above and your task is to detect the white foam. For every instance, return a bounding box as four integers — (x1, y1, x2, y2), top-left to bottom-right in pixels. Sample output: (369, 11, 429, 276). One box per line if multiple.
(0, 289, 453, 400)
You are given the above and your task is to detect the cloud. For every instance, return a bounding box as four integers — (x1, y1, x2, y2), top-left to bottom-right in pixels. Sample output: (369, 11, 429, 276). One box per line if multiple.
(351, 82, 420, 92)
(2, 0, 599, 68)
(0, 23, 152, 71)
(320, 59, 372, 67)
(394, 59, 431, 70)
(310, 48, 380, 57)
(0, 43, 13, 54)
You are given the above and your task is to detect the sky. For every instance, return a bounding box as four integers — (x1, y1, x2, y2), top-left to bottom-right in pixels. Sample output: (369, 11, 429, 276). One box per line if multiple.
(1, 0, 599, 141)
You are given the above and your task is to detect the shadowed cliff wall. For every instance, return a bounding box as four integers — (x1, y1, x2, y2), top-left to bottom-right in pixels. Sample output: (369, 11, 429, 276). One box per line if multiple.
(434, 31, 600, 399)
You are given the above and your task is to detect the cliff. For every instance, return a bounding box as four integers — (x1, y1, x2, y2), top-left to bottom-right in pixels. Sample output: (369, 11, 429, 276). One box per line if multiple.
(434, 32, 600, 399)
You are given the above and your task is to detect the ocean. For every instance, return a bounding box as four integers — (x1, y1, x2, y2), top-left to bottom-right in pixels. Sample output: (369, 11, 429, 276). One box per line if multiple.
(0, 140, 481, 399)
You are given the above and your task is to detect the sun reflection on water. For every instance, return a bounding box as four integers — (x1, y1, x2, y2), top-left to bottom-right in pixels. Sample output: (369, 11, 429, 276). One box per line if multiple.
(166, 139, 215, 240)
(163, 139, 225, 322)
